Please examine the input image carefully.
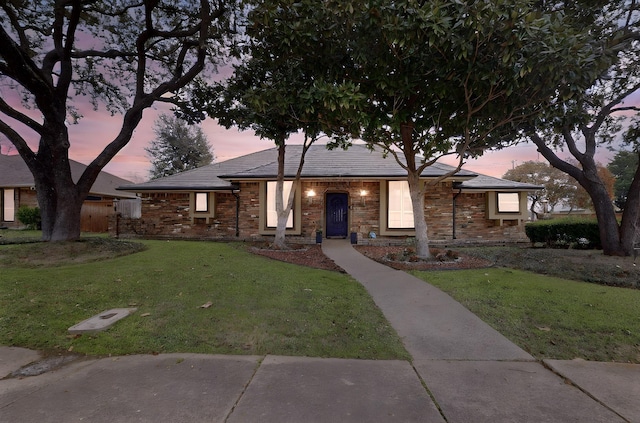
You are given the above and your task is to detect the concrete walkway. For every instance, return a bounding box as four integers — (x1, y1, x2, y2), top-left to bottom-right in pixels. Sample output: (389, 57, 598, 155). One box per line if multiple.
(1, 240, 639, 422)
(322, 239, 639, 422)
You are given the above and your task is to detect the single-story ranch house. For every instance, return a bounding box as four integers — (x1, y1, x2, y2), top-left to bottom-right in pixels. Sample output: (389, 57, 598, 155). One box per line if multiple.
(115, 144, 541, 245)
(0, 154, 136, 232)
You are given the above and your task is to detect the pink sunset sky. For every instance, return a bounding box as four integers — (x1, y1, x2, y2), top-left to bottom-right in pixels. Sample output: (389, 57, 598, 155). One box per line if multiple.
(3, 90, 635, 184)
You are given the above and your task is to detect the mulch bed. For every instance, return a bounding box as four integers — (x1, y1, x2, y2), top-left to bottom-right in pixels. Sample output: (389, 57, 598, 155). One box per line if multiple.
(249, 244, 345, 272)
(248, 243, 492, 272)
(354, 245, 493, 271)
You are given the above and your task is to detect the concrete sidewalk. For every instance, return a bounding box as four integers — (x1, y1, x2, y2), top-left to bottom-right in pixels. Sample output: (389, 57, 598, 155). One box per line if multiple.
(322, 239, 639, 422)
(1, 348, 638, 422)
(1, 240, 638, 422)
(1, 350, 442, 423)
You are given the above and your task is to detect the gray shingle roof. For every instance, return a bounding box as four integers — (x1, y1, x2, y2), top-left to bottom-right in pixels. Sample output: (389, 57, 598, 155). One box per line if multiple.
(118, 144, 539, 192)
(219, 144, 478, 179)
(0, 154, 137, 198)
(117, 148, 280, 191)
(0, 154, 35, 187)
(459, 174, 543, 191)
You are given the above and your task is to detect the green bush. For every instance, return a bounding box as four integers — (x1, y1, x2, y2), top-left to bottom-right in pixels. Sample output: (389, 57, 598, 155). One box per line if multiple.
(16, 206, 41, 230)
(525, 218, 600, 249)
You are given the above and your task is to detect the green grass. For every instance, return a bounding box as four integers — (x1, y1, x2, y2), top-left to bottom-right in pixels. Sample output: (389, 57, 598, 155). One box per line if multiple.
(0, 240, 409, 360)
(411, 268, 640, 363)
(0, 229, 42, 243)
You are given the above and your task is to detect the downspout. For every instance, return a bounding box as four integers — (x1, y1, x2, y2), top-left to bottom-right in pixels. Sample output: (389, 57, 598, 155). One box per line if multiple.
(233, 190, 240, 237)
(113, 198, 120, 239)
(452, 183, 462, 240)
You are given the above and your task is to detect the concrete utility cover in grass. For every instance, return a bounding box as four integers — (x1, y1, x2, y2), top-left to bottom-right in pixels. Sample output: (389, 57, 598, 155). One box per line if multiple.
(68, 308, 137, 334)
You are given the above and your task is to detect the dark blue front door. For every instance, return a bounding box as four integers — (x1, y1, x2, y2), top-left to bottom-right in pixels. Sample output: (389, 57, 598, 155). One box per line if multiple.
(326, 193, 348, 238)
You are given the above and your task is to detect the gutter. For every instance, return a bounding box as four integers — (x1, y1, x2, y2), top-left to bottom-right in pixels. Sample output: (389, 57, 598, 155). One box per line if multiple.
(233, 190, 240, 237)
(452, 182, 463, 240)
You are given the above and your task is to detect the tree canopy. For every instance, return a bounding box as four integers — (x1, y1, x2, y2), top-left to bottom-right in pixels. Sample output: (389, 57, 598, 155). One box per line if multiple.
(182, 2, 358, 249)
(146, 114, 213, 180)
(522, 0, 640, 255)
(0, 1, 237, 241)
(244, 0, 604, 257)
(503, 161, 571, 217)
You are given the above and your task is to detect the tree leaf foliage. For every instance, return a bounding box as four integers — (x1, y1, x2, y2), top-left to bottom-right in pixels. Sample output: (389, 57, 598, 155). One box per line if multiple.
(522, 0, 640, 255)
(0, 0, 238, 241)
(237, 0, 606, 257)
(145, 114, 213, 180)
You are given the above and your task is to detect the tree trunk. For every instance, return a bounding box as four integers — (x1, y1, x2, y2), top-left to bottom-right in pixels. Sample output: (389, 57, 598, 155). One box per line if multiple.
(39, 192, 83, 241)
(571, 159, 627, 255)
(273, 143, 288, 249)
(33, 153, 84, 242)
(272, 136, 314, 249)
(273, 208, 290, 249)
(618, 152, 640, 254)
(588, 181, 626, 255)
(531, 132, 628, 255)
(407, 171, 431, 259)
(272, 142, 301, 250)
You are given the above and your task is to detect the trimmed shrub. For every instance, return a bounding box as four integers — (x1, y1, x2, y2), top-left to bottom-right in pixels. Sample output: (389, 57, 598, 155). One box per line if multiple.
(525, 218, 600, 249)
(16, 206, 41, 230)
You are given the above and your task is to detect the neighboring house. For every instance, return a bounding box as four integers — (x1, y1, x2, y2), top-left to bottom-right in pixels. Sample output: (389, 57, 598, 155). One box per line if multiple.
(115, 144, 541, 245)
(0, 154, 137, 232)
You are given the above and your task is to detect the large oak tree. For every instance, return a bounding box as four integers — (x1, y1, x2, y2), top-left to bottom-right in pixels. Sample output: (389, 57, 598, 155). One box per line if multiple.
(523, 0, 640, 255)
(0, 0, 236, 241)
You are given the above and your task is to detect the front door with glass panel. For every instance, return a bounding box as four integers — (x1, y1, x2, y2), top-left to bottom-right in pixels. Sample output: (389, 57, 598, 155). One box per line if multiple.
(325, 193, 348, 238)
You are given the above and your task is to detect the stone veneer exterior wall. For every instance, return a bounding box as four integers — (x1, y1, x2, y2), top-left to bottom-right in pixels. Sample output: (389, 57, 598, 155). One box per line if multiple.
(111, 180, 528, 244)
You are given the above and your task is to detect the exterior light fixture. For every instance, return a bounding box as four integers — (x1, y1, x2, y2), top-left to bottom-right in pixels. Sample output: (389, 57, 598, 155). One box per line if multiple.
(307, 189, 316, 197)
(360, 189, 368, 206)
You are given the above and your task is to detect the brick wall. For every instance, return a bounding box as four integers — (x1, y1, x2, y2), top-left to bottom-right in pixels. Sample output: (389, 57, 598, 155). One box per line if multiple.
(452, 191, 528, 243)
(111, 192, 238, 239)
(2, 188, 38, 228)
(112, 180, 528, 244)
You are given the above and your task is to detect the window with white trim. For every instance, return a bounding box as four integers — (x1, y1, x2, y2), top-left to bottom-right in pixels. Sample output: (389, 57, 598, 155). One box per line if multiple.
(2, 189, 14, 222)
(195, 192, 209, 212)
(266, 181, 293, 228)
(497, 192, 520, 213)
(388, 181, 414, 229)
(189, 191, 215, 223)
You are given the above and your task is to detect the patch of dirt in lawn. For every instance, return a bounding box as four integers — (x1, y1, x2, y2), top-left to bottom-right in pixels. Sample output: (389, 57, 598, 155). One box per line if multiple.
(0, 237, 146, 268)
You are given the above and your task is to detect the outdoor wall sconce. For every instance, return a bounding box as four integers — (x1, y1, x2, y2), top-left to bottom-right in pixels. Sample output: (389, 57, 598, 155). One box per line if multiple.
(360, 189, 367, 206)
(307, 189, 316, 204)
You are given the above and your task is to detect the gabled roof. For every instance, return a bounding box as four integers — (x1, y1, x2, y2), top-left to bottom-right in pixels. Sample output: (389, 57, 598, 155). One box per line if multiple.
(458, 174, 543, 191)
(118, 144, 538, 192)
(117, 148, 280, 191)
(220, 144, 478, 179)
(0, 154, 137, 198)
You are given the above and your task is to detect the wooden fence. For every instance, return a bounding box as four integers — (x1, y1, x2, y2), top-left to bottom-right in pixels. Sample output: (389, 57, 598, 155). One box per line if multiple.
(81, 200, 114, 233)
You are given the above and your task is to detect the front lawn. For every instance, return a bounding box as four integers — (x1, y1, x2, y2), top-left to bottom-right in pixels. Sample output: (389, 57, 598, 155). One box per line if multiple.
(412, 268, 640, 363)
(0, 239, 409, 360)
